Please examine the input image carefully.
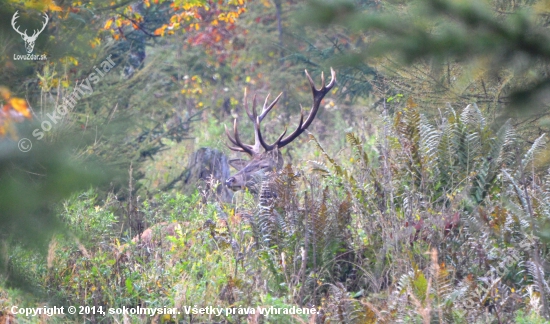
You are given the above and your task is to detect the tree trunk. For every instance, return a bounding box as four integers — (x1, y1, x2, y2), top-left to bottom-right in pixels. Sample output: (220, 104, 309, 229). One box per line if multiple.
(183, 147, 232, 202)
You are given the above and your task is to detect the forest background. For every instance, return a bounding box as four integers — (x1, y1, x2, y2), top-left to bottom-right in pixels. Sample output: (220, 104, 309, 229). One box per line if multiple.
(2, 0, 550, 323)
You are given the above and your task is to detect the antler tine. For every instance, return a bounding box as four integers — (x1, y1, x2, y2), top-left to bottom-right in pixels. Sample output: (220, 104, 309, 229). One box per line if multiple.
(254, 92, 284, 151)
(225, 143, 247, 153)
(277, 68, 336, 148)
(258, 108, 303, 150)
(225, 119, 256, 156)
(11, 11, 25, 37)
(33, 12, 49, 37)
(243, 89, 255, 122)
(224, 124, 239, 146)
(258, 124, 288, 151)
(233, 119, 256, 156)
(224, 126, 249, 153)
(251, 94, 258, 121)
(258, 92, 283, 122)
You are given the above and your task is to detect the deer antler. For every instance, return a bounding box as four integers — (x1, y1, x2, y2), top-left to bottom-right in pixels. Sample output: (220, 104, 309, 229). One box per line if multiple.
(224, 117, 255, 156)
(225, 89, 284, 156)
(11, 11, 27, 38)
(11, 11, 49, 40)
(271, 68, 336, 148)
(32, 12, 49, 38)
(225, 68, 336, 156)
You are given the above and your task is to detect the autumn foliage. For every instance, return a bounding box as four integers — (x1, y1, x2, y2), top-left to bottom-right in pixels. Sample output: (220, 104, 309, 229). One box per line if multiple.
(0, 87, 30, 137)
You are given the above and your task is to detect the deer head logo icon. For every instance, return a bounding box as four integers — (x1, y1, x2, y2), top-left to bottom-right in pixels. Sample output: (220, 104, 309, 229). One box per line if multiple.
(11, 11, 49, 54)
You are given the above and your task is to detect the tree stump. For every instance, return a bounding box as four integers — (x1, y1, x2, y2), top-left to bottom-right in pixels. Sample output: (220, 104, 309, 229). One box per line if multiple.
(183, 147, 232, 202)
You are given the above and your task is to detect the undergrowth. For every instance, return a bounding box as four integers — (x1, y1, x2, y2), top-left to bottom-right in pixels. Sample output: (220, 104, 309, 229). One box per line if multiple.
(3, 103, 550, 323)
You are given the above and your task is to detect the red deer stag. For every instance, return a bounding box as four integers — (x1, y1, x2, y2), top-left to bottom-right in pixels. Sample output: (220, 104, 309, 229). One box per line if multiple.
(225, 68, 336, 191)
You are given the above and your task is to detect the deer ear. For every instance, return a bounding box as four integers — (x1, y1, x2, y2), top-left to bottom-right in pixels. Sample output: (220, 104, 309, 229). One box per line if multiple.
(228, 159, 249, 171)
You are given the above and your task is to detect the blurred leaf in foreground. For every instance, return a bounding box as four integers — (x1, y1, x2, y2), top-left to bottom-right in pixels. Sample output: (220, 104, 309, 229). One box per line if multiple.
(0, 136, 115, 290)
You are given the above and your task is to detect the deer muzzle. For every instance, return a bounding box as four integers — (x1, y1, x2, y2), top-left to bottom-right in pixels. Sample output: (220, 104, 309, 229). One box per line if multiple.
(226, 176, 243, 191)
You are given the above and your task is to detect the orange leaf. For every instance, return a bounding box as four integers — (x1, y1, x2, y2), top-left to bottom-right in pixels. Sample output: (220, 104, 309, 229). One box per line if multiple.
(154, 27, 164, 36)
(9, 98, 30, 118)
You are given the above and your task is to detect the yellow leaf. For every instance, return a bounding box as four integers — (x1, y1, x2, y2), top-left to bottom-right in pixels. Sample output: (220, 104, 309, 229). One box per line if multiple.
(0, 87, 11, 100)
(68, 56, 78, 66)
(407, 97, 417, 108)
(104, 19, 113, 29)
(48, 2, 63, 12)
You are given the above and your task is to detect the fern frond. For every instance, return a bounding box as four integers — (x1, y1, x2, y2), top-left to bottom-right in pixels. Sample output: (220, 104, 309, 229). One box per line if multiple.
(526, 261, 550, 294)
(346, 132, 370, 167)
(493, 119, 516, 167)
(308, 133, 344, 176)
(419, 115, 440, 172)
(520, 134, 546, 173)
(502, 169, 530, 213)
(460, 103, 485, 129)
(308, 160, 330, 175)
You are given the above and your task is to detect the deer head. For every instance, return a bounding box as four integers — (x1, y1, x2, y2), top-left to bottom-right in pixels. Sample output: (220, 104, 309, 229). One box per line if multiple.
(11, 11, 49, 54)
(225, 68, 336, 191)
